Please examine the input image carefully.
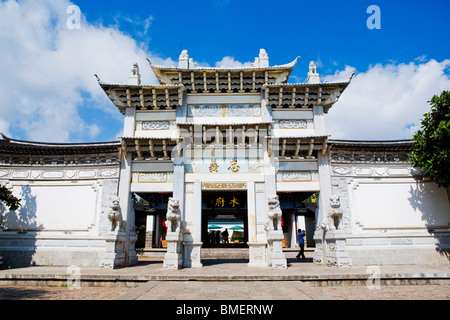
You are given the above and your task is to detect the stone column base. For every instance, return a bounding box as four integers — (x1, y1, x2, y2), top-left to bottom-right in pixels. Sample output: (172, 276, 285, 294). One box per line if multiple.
(145, 231, 153, 248)
(99, 232, 126, 269)
(248, 242, 267, 267)
(325, 229, 352, 267)
(267, 231, 287, 269)
(313, 229, 325, 265)
(163, 232, 183, 270)
(127, 231, 138, 266)
(183, 242, 203, 268)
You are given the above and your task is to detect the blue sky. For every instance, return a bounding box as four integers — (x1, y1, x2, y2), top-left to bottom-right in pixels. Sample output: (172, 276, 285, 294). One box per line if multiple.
(0, 0, 449, 142)
(75, 0, 450, 80)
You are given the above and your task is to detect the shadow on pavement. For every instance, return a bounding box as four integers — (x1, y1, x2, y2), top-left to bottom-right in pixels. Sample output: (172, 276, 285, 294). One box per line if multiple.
(202, 259, 249, 266)
(0, 286, 50, 300)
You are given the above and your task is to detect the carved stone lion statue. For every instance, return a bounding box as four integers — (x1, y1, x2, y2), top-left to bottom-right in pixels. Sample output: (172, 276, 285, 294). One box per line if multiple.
(329, 195, 343, 230)
(265, 195, 283, 231)
(166, 197, 181, 233)
(107, 196, 123, 232)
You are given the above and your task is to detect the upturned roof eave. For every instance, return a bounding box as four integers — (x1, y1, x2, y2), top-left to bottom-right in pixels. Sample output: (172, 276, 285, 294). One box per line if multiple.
(0, 134, 120, 148)
(329, 139, 415, 149)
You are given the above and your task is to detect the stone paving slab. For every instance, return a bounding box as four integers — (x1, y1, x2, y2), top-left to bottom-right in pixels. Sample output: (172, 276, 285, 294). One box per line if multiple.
(1, 257, 449, 301)
(115, 280, 335, 300)
(0, 259, 448, 286)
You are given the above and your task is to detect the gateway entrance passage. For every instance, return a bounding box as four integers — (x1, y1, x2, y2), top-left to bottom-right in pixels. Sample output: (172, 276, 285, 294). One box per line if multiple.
(202, 191, 248, 248)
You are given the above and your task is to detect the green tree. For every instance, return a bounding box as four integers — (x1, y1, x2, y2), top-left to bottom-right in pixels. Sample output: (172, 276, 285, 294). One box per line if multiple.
(410, 91, 450, 188)
(0, 186, 21, 211)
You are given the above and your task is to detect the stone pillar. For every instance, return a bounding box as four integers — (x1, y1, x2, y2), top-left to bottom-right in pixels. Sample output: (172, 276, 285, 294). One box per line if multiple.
(100, 232, 126, 269)
(247, 180, 265, 267)
(248, 242, 267, 267)
(155, 214, 161, 248)
(247, 180, 257, 243)
(173, 157, 185, 224)
(123, 108, 136, 136)
(267, 230, 287, 269)
(183, 242, 203, 268)
(313, 227, 326, 264)
(118, 151, 138, 267)
(325, 229, 352, 267)
(98, 179, 126, 269)
(290, 214, 299, 248)
(183, 179, 202, 268)
(313, 152, 332, 265)
(263, 135, 287, 269)
(163, 153, 186, 270)
(145, 215, 154, 248)
(163, 231, 183, 269)
(265, 196, 287, 269)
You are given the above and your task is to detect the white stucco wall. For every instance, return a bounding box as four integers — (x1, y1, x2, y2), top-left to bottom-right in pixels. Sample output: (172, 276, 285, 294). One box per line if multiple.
(352, 180, 450, 231)
(5, 184, 97, 231)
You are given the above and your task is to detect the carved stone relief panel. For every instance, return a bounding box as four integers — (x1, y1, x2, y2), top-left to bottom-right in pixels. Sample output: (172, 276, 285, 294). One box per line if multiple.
(132, 172, 173, 183)
(187, 104, 261, 118)
(276, 120, 308, 129)
(142, 121, 171, 130)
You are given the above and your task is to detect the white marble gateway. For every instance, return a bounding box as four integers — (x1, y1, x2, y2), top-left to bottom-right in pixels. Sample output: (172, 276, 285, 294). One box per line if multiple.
(1, 49, 448, 270)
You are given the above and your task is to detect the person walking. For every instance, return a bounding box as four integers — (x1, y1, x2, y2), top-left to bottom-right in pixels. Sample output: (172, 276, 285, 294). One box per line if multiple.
(222, 228, 229, 244)
(296, 229, 306, 260)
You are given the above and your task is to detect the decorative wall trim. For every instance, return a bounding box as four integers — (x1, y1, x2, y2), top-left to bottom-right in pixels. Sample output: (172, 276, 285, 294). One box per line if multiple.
(0, 166, 119, 180)
(202, 183, 247, 190)
(331, 165, 413, 178)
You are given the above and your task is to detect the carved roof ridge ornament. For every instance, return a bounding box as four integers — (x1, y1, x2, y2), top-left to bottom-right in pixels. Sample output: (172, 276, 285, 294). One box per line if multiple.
(149, 58, 300, 72)
(128, 63, 141, 86)
(307, 61, 320, 84)
(148, 49, 300, 85)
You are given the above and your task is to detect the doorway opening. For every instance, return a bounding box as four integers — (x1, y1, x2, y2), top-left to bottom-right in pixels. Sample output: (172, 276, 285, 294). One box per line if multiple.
(201, 190, 248, 248)
(134, 192, 172, 250)
(278, 192, 317, 248)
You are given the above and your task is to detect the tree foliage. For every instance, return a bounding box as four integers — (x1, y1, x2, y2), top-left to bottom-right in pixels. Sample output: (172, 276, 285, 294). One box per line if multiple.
(0, 186, 21, 211)
(410, 90, 450, 188)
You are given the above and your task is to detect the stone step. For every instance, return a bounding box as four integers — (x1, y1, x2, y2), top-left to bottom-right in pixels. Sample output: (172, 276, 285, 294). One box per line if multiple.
(202, 248, 249, 259)
(137, 247, 315, 260)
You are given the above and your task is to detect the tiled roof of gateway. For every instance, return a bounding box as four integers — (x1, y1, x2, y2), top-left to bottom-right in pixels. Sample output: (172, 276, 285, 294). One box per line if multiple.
(329, 139, 415, 150)
(0, 134, 416, 154)
(149, 57, 300, 72)
(0, 134, 121, 154)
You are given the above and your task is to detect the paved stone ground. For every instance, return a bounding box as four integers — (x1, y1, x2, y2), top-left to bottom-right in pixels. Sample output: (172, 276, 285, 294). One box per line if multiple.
(0, 282, 449, 300)
(117, 280, 334, 300)
(320, 284, 450, 300)
(0, 285, 131, 300)
(1, 255, 449, 300)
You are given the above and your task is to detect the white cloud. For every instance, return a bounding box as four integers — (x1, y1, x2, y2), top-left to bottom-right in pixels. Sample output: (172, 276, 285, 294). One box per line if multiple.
(215, 56, 253, 68)
(323, 59, 450, 140)
(0, 0, 174, 142)
(2, 0, 448, 144)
